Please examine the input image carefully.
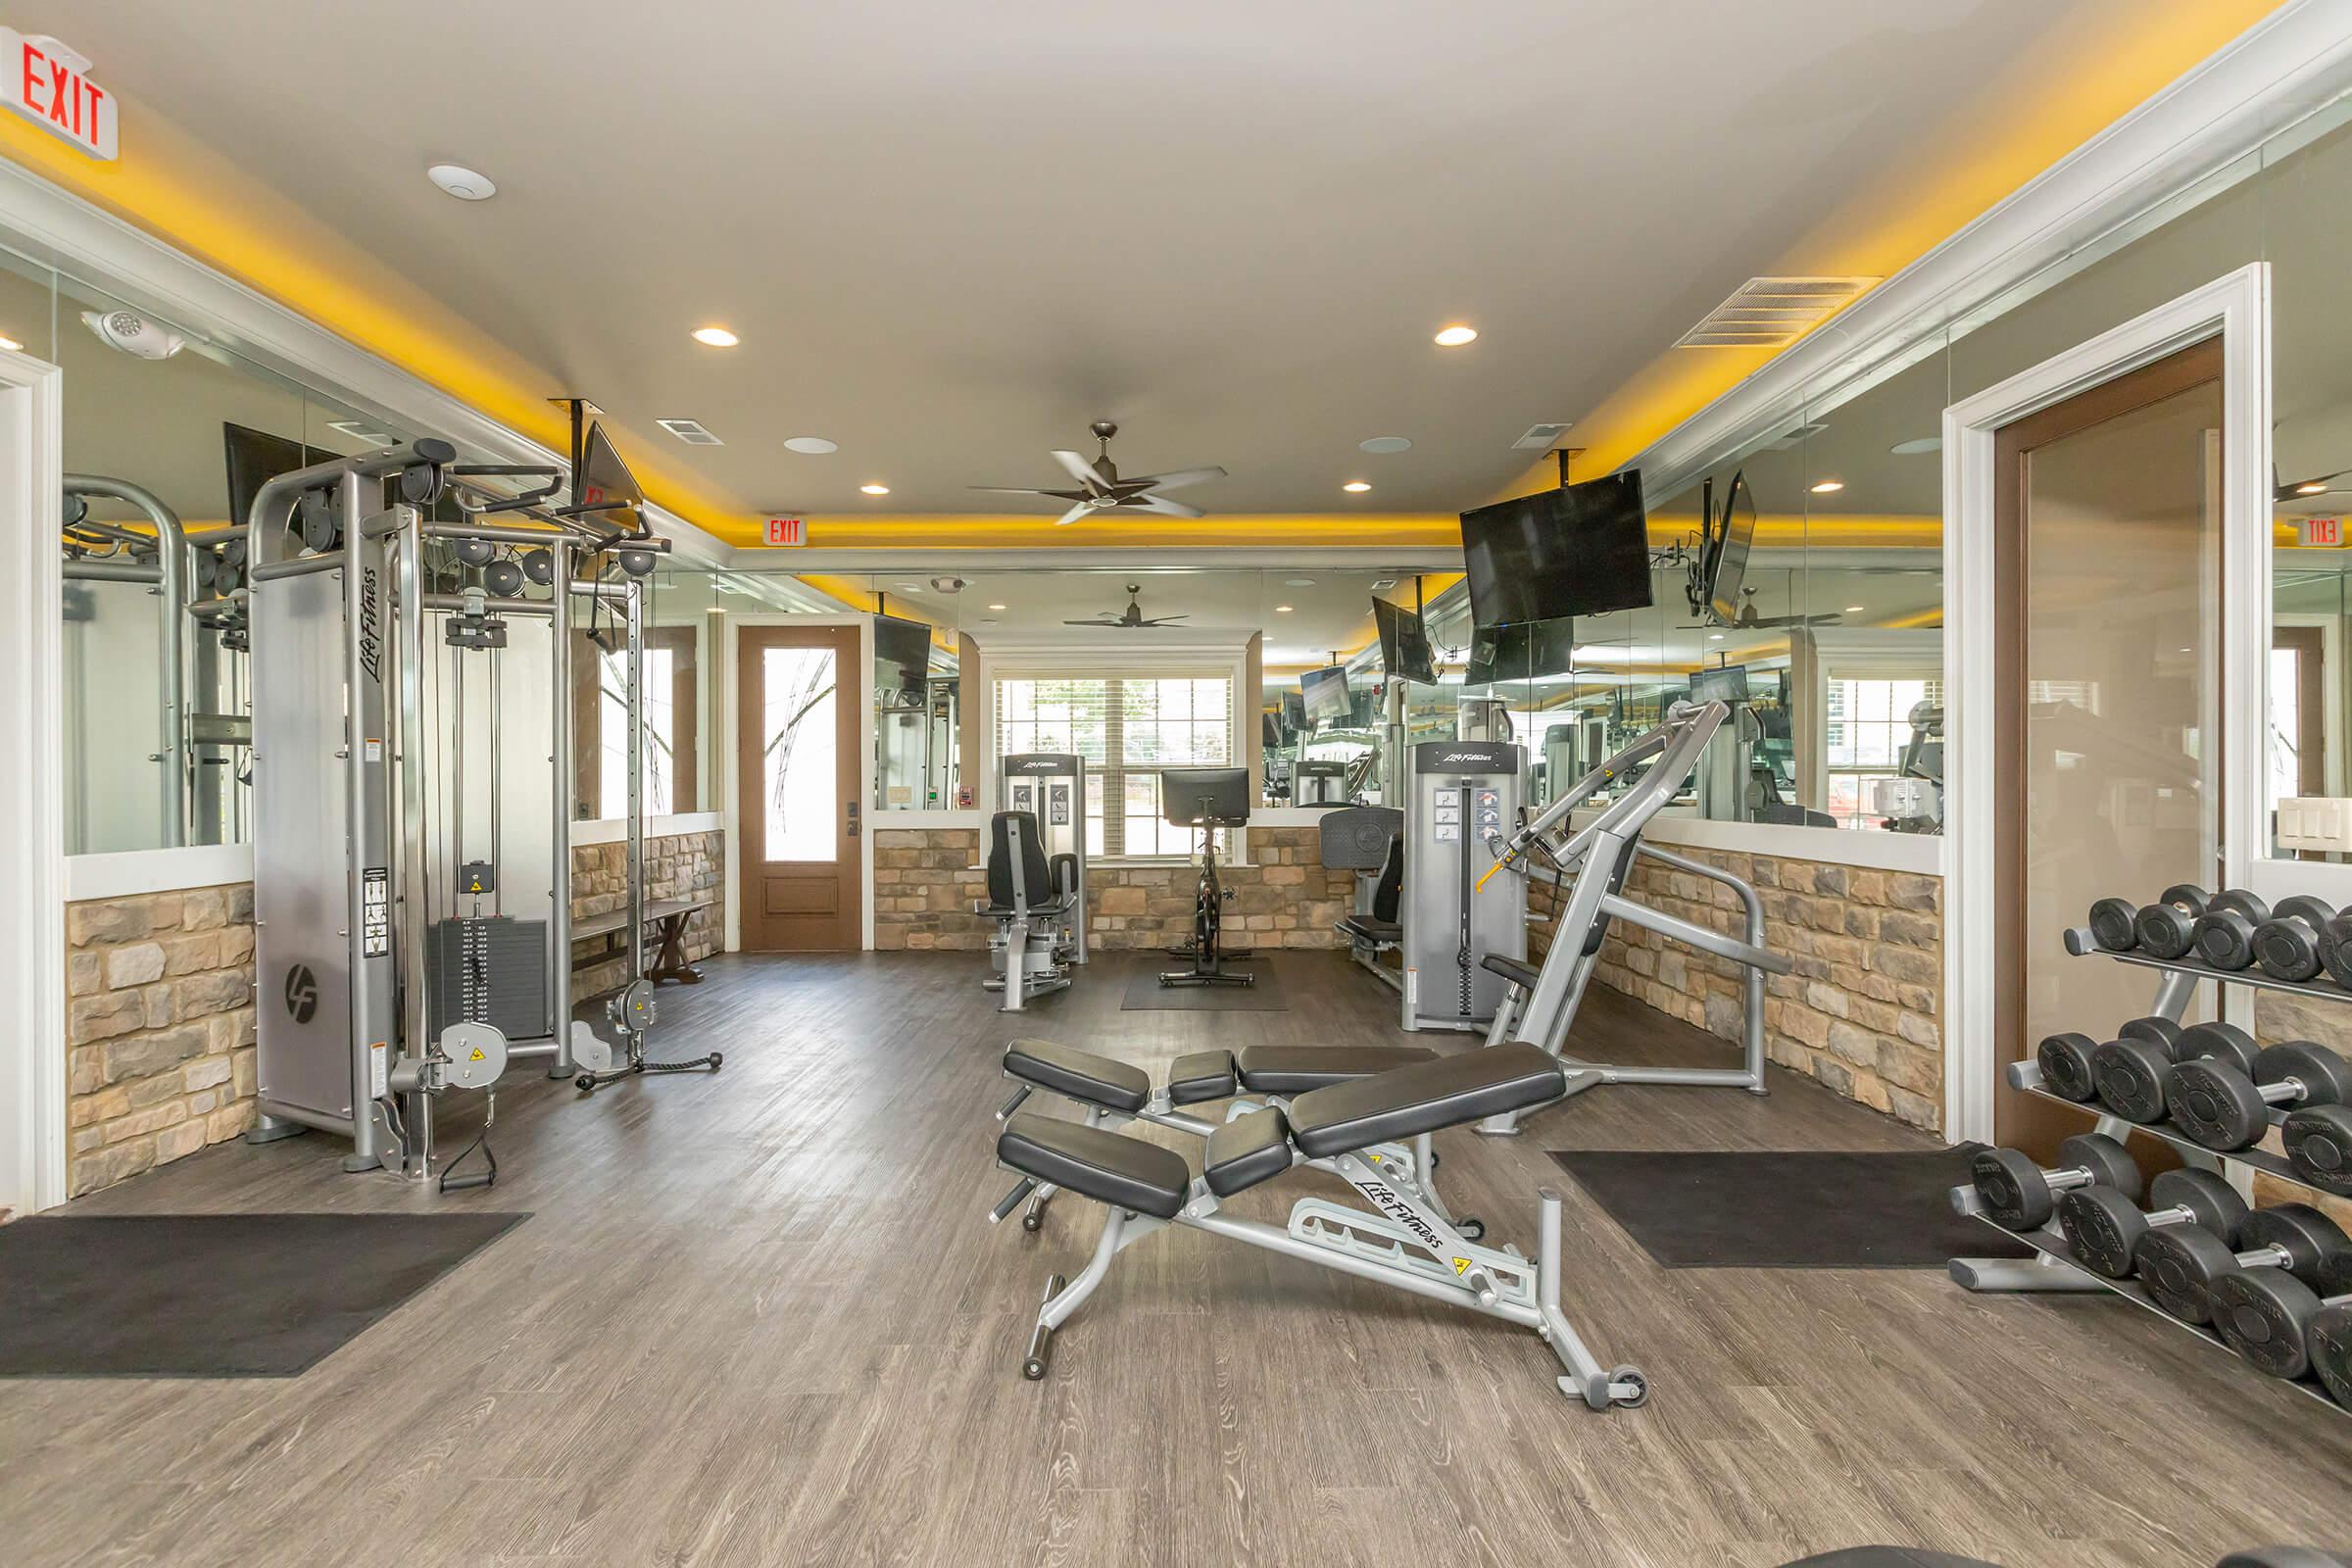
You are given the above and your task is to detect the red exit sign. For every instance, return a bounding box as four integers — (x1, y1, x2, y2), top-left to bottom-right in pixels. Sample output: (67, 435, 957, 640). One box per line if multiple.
(0, 31, 116, 161)
(763, 515, 806, 547)
(2300, 515, 2344, 549)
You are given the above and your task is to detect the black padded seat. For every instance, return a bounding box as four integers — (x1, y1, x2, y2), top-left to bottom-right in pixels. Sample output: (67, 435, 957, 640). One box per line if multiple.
(1235, 1044, 1436, 1096)
(1779, 1552, 2002, 1568)
(998, 1113, 1191, 1220)
(1166, 1050, 1238, 1105)
(1004, 1039, 1151, 1113)
(1285, 1044, 1566, 1159)
(1482, 953, 1540, 990)
(1336, 915, 1401, 945)
(1203, 1106, 1294, 1197)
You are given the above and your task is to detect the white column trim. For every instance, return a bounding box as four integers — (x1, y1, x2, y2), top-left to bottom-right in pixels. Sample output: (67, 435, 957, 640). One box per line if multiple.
(1940, 264, 2270, 1147)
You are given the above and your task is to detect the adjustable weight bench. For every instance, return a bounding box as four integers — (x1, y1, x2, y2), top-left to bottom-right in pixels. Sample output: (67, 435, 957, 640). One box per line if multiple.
(990, 1043, 1649, 1409)
(990, 1038, 1487, 1237)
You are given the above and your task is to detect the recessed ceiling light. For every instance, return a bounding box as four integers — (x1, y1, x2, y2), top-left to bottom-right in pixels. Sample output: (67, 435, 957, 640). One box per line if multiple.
(1708, 633, 1725, 641)
(1275, 605, 1294, 613)
(1844, 605, 1865, 613)
(0, 333, 20, 353)
(1360, 436, 1412, 455)
(860, 483, 890, 495)
(784, 436, 838, 455)
(1809, 480, 1844, 494)
(1434, 324, 1478, 347)
(2296, 481, 2328, 496)
(988, 603, 1007, 611)
(426, 163, 496, 201)
(691, 325, 740, 348)
(1889, 436, 1942, 456)
(1343, 481, 1372, 493)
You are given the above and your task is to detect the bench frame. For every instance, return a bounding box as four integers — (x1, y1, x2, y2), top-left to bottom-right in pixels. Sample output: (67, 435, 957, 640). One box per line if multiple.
(1004, 1144, 1645, 1410)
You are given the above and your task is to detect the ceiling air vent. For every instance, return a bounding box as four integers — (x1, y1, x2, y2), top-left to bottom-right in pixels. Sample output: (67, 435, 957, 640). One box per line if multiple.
(1761, 420, 1828, 453)
(1512, 421, 1573, 451)
(1675, 276, 1878, 349)
(656, 417, 723, 446)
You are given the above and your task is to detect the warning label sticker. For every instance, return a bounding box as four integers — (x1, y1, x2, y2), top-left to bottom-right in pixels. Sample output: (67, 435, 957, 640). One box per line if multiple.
(1452, 1257, 1472, 1276)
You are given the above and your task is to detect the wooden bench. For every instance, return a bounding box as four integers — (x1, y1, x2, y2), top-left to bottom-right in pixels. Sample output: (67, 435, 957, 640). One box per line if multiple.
(571, 896, 714, 985)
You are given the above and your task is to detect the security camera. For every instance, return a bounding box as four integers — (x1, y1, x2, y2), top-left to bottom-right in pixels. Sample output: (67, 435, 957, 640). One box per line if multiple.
(929, 576, 968, 593)
(81, 309, 186, 361)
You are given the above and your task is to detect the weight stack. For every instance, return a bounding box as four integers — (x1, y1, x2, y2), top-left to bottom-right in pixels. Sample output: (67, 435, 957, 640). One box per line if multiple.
(426, 916, 549, 1040)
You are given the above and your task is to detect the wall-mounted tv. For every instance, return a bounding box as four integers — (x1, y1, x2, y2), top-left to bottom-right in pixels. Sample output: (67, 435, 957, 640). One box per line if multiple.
(1464, 617, 1578, 685)
(1689, 662, 1752, 706)
(872, 614, 935, 702)
(1702, 470, 1758, 625)
(223, 421, 318, 540)
(1371, 598, 1437, 684)
(1461, 469, 1652, 630)
(1299, 663, 1350, 723)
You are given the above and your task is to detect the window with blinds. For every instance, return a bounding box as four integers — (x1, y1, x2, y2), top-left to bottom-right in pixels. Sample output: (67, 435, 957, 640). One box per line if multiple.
(996, 674, 1233, 858)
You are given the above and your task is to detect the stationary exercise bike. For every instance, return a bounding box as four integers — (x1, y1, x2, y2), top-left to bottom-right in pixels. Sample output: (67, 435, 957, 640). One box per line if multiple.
(1159, 765, 1255, 988)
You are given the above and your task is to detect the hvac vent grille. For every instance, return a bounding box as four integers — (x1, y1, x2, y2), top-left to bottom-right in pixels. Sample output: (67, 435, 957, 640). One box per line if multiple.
(656, 417, 723, 445)
(1761, 421, 1828, 452)
(1675, 276, 1878, 348)
(1511, 421, 1574, 451)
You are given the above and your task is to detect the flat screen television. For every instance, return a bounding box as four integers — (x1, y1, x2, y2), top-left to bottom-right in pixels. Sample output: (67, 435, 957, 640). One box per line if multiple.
(1299, 663, 1349, 723)
(573, 419, 648, 535)
(1280, 690, 1306, 736)
(1689, 663, 1752, 706)
(872, 614, 934, 701)
(1260, 711, 1283, 750)
(1161, 765, 1251, 825)
(223, 421, 318, 539)
(1703, 470, 1758, 625)
(1464, 616, 1578, 685)
(1460, 469, 1652, 630)
(1371, 599, 1438, 684)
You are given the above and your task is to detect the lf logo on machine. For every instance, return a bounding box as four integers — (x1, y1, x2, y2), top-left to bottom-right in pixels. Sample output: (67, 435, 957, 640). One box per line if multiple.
(283, 964, 318, 1024)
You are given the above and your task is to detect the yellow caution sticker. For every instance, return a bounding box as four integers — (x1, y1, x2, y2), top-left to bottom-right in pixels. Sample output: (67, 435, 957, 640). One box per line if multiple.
(468, 1047, 485, 1061)
(1452, 1257, 1471, 1275)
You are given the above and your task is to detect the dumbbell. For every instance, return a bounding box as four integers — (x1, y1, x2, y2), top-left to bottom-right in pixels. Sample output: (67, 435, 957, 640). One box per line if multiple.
(2209, 1252, 2352, 1381)
(2165, 1041, 2352, 1151)
(2132, 1203, 2352, 1324)
(2133, 884, 2214, 958)
(1969, 1133, 2140, 1231)
(2283, 1105, 2352, 1197)
(2087, 897, 2141, 953)
(2321, 909, 2352, 991)
(2250, 896, 2342, 982)
(2035, 1031, 2103, 1102)
(2055, 1167, 2249, 1279)
(2091, 1019, 2257, 1124)
(2314, 1300, 2352, 1408)
(2190, 891, 2275, 971)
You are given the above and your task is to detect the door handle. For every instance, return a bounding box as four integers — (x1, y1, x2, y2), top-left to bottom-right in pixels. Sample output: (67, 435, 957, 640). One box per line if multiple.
(847, 801, 860, 839)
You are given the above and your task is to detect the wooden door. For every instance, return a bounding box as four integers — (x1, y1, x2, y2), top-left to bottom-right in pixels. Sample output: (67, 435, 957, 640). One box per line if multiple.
(1993, 338, 2223, 1153)
(738, 625, 861, 951)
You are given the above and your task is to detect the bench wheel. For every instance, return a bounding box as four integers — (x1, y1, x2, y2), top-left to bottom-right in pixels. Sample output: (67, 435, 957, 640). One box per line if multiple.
(1021, 1210, 1045, 1233)
(1022, 1354, 1049, 1381)
(1608, 1365, 1649, 1408)
(1456, 1216, 1486, 1242)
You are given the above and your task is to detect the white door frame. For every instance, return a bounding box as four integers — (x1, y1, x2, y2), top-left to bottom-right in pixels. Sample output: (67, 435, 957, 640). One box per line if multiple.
(1940, 264, 2271, 1145)
(1, 342, 67, 1215)
(720, 613, 877, 953)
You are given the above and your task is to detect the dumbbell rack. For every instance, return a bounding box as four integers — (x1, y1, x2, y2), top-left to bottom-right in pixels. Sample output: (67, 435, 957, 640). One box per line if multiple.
(1947, 927, 2351, 1417)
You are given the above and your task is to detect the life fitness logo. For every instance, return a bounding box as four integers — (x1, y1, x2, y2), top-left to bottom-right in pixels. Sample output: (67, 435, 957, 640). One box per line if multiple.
(0, 31, 118, 161)
(283, 964, 319, 1025)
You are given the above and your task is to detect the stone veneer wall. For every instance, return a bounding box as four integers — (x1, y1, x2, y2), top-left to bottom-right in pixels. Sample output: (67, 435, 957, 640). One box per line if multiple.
(64, 883, 258, 1197)
(570, 829, 725, 996)
(872, 825, 1352, 953)
(1531, 848, 1946, 1131)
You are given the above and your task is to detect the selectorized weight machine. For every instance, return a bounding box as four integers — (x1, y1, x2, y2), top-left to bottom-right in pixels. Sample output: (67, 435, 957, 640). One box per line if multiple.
(241, 428, 715, 1189)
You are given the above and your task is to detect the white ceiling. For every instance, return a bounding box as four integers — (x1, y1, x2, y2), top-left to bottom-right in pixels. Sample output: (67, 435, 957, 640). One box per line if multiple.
(16, 0, 2154, 521)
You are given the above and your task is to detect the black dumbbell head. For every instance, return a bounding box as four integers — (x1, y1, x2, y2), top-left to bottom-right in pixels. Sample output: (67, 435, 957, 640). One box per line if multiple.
(1970, 1147, 2052, 1230)
(2210, 1267, 2326, 1379)
(2056, 1185, 2155, 1279)
(2323, 910, 2352, 990)
(2239, 1202, 2351, 1278)
(2192, 907, 2261, 971)
(2254, 915, 2327, 982)
(2092, 1036, 2180, 1123)
(2056, 1133, 2142, 1198)
(2133, 1226, 2238, 1322)
(2121, 1015, 2186, 1053)
(2313, 1301, 2352, 1410)
(2180, 1021, 2260, 1077)
(2166, 1057, 2274, 1151)
(2275, 895, 2337, 929)
(2258, 1040, 2352, 1107)
(2088, 897, 2139, 952)
(2283, 1104, 2352, 1197)
(2212, 889, 2274, 923)
(2136, 902, 2200, 958)
(2152, 1166, 2250, 1239)
(2160, 884, 2213, 915)
(2035, 1032, 2100, 1102)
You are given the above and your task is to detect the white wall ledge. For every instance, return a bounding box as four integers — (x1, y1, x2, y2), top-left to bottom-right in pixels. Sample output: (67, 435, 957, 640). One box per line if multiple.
(1568, 809, 1945, 876)
(570, 811, 724, 848)
(66, 842, 254, 903)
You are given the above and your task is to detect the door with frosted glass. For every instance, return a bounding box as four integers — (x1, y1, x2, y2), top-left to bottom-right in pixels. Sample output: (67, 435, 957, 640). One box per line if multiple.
(1994, 338, 2223, 1152)
(738, 625, 861, 951)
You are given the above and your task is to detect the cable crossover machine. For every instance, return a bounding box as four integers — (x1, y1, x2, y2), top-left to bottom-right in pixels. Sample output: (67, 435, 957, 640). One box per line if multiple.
(241, 413, 718, 1191)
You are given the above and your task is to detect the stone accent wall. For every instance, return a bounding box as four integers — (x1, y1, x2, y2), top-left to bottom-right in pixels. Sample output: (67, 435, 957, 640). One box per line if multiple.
(1532, 849, 1946, 1131)
(570, 829, 725, 996)
(872, 824, 1352, 953)
(64, 883, 258, 1197)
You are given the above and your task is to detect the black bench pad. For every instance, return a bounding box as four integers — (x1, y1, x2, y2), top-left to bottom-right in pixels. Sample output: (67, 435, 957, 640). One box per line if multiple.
(1236, 1045, 1436, 1096)
(1779, 1553, 2001, 1568)
(1337, 915, 1401, 945)
(1166, 1050, 1238, 1104)
(998, 1113, 1191, 1220)
(1482, 953, 1539, 989)
(1204, 1106, 1294, 1198)
(1004, 1039, 1151, 1113)
(1286, 1044, 1566, 1158)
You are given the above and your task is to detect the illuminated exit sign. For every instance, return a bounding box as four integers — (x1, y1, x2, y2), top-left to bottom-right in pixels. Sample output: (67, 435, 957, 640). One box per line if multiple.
(2300, 515, 2344, 549)
(0, 31, 117, 160)
(763, 515, 806, 546)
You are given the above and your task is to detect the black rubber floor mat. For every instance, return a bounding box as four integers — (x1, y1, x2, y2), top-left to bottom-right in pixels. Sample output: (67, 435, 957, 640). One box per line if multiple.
(0, 1211, 528, 1377)
(1549, 1148, 2033, 1268)
(1120, 965, 1289, 1010)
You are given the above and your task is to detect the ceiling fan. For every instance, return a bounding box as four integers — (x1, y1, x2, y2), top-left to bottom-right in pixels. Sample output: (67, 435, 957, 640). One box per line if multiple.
(1681, 587, 1842, 631)
(972, 419, 1227, 526)
(1064, 583, 1188, 629)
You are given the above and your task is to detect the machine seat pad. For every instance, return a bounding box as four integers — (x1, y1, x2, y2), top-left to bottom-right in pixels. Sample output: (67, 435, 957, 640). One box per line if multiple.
(998, 1113, 1191, 1221)
(979, 896, 1075, 920)
(1481, 954, 1540, 990)
(1286, 1044, 1566, 1158)
(1236, 1045, 1437, 1096)
(1166, 1050, 1239, 1105)
(1004, 1039, 1152, 1113)
(1336, 915, 1402, 946)
(1203, 1106, 1295, 1198)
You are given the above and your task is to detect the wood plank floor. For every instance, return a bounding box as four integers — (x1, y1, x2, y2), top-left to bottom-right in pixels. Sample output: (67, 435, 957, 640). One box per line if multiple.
(6, 951, 2351, 1567)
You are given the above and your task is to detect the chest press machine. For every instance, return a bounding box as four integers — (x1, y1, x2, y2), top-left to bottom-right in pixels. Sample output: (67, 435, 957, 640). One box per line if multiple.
(980, 753, 1087, 1011)
(1467, 699, 1791, 1136)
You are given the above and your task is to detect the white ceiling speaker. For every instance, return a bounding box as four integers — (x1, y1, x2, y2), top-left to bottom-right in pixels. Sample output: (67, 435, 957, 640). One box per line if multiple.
(784, 436, 839, 455)
(80, 309, 184, 361)
(427, 163, 497, 201)
(1359, 436, 1412, 454)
